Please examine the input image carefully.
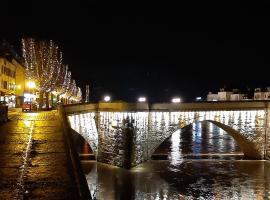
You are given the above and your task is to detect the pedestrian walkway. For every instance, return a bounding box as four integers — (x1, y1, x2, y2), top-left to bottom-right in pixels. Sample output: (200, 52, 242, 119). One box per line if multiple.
(0, 110, 82, 199)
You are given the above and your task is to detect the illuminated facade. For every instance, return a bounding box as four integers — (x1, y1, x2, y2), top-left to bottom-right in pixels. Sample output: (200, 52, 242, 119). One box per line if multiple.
(254, 88, 270, 100)
(0, 41, 26, 107)
(208, 88, 250, 101)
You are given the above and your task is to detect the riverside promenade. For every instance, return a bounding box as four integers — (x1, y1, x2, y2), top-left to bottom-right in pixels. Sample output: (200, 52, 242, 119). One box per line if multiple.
(0, 110, 90, 199)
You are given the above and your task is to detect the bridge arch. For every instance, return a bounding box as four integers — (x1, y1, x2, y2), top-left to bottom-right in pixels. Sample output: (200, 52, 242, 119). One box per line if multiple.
(70, 131, 96, 160)
(150, 119, 264, 160)
(148, 110, 265, 160)
(68, 113, 99, 158)
(209, 120, 263, 159)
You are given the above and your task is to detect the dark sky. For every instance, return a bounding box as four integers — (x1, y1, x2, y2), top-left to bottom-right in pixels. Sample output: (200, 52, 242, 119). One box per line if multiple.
(1, 1, 270, 102)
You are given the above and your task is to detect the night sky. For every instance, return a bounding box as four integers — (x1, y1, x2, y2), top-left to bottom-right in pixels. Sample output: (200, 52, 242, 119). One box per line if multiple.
(1, 1, 270, 102)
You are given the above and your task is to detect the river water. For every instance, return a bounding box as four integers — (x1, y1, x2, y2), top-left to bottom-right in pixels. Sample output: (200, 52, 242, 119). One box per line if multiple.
(74, 121, 270, 200)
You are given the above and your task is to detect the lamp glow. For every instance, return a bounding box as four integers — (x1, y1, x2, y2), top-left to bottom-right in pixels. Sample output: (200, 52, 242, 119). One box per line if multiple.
(26, 81, 36, 89)
(138, 97, 146, 102)
(104, 96, 111, 102)
(17, 85, 22, 89)
(172, 97, 181, 103)
(196, 97, 202, 101)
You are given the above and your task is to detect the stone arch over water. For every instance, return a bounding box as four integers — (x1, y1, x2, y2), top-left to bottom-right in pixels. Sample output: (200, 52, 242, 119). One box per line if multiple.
(68, 113, 99, 158)
(150, 111, 265, 160)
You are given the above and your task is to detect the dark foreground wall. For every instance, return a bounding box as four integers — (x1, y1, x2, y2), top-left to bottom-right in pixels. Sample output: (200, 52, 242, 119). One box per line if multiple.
(58, 106, 92, 199)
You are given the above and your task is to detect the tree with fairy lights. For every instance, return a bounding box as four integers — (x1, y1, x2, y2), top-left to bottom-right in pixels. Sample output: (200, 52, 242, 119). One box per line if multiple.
(66, 79, 77, 103)
(22, 38, 64, 109)
(76, 87, 82, 101)
(53, 65, 71, 102)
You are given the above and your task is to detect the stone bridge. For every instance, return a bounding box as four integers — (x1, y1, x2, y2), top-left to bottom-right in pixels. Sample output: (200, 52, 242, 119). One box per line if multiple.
(62, 101, 270, 168)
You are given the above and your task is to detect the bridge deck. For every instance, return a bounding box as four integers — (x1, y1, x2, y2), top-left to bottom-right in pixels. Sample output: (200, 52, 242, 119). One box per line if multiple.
(63, 101, 270, 114)
(0, 110, 90, 199)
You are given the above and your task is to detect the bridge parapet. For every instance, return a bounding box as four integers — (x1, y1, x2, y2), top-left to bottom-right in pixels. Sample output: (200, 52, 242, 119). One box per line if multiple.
(64, 101, 270, 114)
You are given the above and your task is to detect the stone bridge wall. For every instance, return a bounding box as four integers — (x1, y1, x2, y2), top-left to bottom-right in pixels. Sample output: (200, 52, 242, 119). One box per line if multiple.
(64, 101, 270, 168)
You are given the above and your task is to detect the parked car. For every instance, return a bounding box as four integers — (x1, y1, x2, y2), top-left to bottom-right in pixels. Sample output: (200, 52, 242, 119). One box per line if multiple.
(22, 101, 37, 112)
(0, 101, 8, 106)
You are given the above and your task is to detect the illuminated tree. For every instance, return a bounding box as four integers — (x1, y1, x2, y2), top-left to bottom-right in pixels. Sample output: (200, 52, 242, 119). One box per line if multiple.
(75, 87, 82, 102)
(54, 65, 70, 100)
(22, 38, 63, 109)
(66, 79, 77, 102)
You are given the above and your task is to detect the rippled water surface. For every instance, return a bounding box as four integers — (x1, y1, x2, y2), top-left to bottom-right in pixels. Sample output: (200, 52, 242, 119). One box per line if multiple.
(75, 121, 270, 200)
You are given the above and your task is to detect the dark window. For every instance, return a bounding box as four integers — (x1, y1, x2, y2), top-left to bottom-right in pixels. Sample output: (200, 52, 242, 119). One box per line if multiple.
(2, 81, 8, 89)
(2, 66, 15, 78)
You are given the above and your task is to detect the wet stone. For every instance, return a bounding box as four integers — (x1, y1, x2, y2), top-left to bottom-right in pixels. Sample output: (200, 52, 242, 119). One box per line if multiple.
(0, 187, 18, 200)
(26, 165, 70, 183)
(33, 127, 62, 133)
(32, 133, 63, 142)
(0, 126, 26, 133)
(0, 133, 30, 143)
(32, 142, 66, 153)
(0, 143, 26, 154)
(0, 167, 20, 184)
(30, 153, 68, 166)
(0, 155, 23, 167)
(25, 185, 76, 200)
(0, 111, 79, 199)
(34, 121, 60, 127)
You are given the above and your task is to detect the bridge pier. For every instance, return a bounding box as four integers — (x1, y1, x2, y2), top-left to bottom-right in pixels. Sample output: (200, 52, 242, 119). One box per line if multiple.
(96, 115, 136, 169)
(265, 103, 270, 159)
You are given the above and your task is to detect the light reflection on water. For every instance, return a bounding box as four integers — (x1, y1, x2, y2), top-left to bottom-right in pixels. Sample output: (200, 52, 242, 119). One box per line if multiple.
(77, 121, 270, 200)
(82, 160, 270, 200)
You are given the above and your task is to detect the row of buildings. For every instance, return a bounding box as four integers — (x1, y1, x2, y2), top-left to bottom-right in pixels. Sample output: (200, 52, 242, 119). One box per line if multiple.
(0, 42, 25, 107)
(207, 88, 270, 101)
(0, 41, 81, 108)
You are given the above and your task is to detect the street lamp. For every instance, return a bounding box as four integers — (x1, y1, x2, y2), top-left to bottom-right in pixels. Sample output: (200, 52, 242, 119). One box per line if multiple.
(196, 97, 202, 101)
(138, 97, 146, 102)
(172, 97, 181, 103)
(26, 81, 36, 89)
(104, 95, 111, 102)
(25, 81, 36, 103)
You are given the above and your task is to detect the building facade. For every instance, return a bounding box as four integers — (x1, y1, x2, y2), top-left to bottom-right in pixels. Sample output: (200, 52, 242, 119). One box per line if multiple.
(217, 91, 232, 101)
(254, 88, 270, 100)
(0, 41, 26, 108)
(230, 93, 245, 101)
(207, 92, 218, 101)
(0, 57, 25, 107)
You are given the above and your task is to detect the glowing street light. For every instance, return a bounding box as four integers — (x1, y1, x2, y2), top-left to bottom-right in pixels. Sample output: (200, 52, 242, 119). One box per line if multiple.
(196, 97, 202, 101)
(26, 81, 36, 89)
(138, 97, 146, 102)
(104, 95, 111, 102)
(172, 97, 181, 103)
